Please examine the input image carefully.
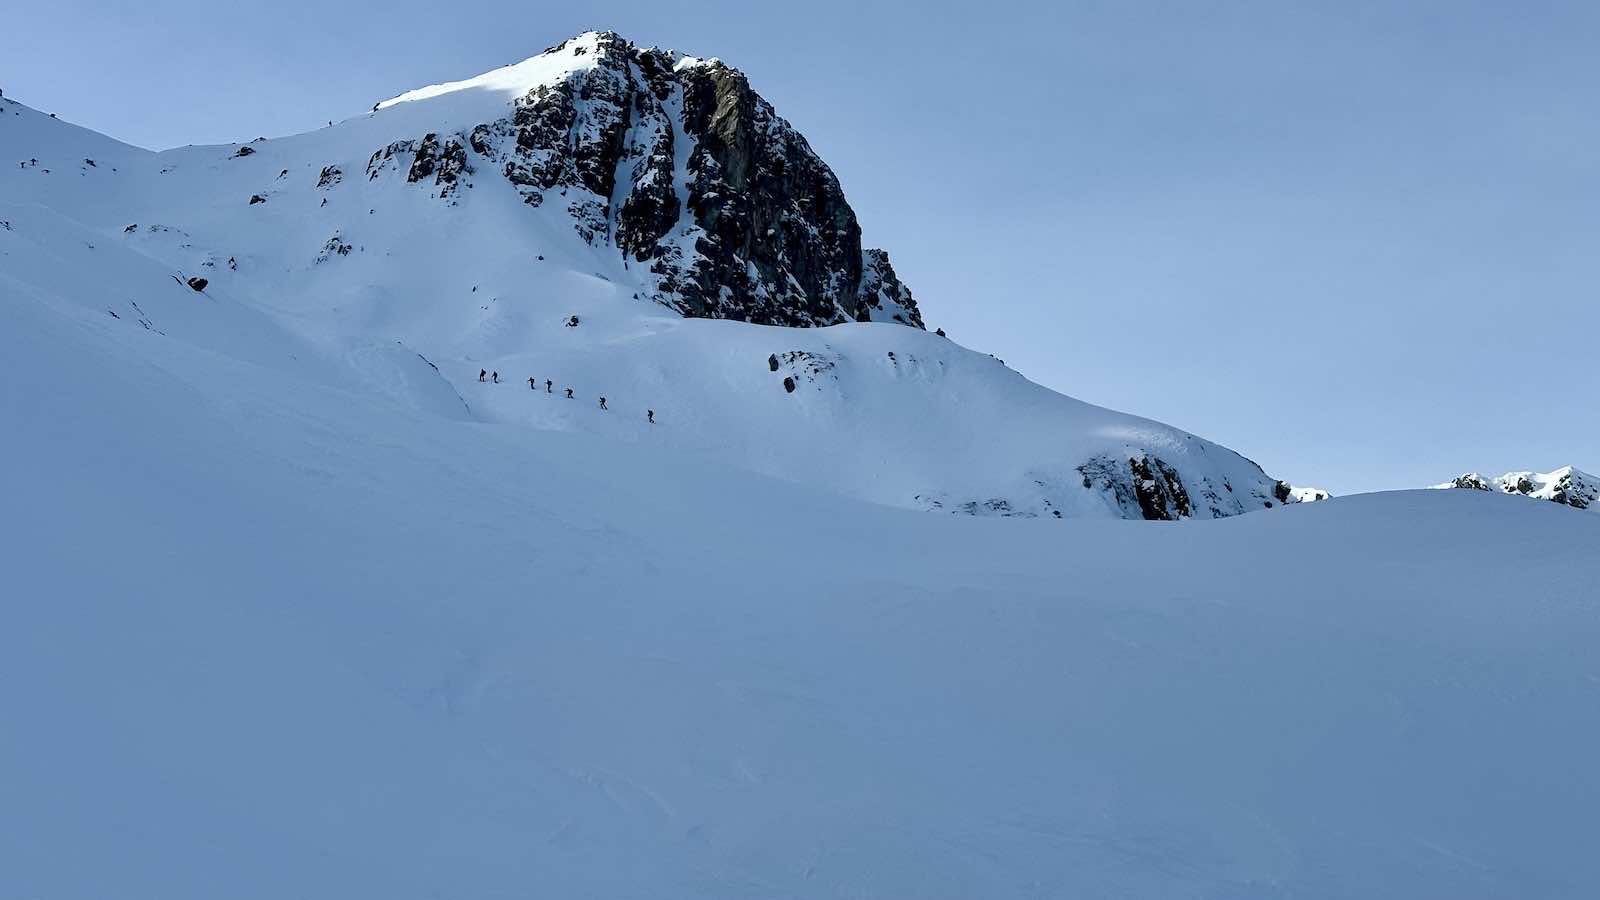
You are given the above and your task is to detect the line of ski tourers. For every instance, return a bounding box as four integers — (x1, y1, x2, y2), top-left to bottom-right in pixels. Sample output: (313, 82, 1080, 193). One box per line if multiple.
(479, 369, 654, 424)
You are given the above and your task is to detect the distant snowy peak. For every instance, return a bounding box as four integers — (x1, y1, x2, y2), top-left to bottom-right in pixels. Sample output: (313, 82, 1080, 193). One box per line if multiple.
(1434, 466, 1597, 512)
(369, 30, 923, 329)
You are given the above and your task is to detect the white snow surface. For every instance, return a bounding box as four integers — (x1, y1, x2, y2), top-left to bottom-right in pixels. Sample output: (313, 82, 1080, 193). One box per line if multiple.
(1288, 484, 1331, 502)
(2, 62, 1293, 522)
(374, 32, 714, 120)
(5, 79, 1600, 898)
(374, 32, 611, 112)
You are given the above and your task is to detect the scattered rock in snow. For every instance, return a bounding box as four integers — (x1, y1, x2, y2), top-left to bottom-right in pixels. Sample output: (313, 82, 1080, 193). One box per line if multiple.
(315, 234, 353, 263)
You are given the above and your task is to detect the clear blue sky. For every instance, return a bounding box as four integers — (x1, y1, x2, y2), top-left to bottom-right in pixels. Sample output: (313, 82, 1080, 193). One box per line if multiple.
(5, 1, 1596, 494)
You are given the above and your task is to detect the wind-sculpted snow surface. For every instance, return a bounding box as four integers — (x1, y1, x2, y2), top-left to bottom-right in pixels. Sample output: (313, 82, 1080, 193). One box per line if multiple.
(0, 83, 1311, 520)
(5, 242, 1600, 898)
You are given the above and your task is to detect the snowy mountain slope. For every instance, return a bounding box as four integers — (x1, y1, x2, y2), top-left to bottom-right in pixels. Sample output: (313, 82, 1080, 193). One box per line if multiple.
(1, 75, 1314, 520)
(1435, 466, 1598, 512)
(5, 242, 1600, 899)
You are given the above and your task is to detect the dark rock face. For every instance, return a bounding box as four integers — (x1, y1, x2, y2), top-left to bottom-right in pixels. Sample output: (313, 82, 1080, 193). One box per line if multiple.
(367, 140, 417, 180)
(1551, 472, 1593, 510)
(856, 249, 924, 328)
(365, 32, 924, 330)
(670, 60, 869, 326)
(407, 133, 471, 199)
(1078, 454, 1198, 521)
(1130, 456, 1194, 520)
(406, 135, 439, 182)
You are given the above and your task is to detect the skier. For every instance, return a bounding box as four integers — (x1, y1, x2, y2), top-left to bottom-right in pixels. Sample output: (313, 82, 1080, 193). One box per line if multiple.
(565, 388, 574, 399)
(545, 379, 552, 393)
(491, 371, 499, 384)
(598, 397, 608, 410)
(647, 409, 654, 424)
(528, 377, 536, 390)
(479, 369, 486, 383)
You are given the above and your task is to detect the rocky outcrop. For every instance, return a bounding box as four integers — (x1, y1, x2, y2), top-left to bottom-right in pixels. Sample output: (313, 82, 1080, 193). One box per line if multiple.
(315, 233, 353, 263)
(366, 31, 924, 330)
(406, 133, 470, 199)
(668, 58, 870, 326)
(856, 250, 924, 327)
(908, 447, 1308, 522)
(366, 139, 417, 180)
(1078, 454, 1197, 521)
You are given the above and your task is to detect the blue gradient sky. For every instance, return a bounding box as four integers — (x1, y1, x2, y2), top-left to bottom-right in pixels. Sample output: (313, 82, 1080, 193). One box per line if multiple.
(5, 1, 1595, 494)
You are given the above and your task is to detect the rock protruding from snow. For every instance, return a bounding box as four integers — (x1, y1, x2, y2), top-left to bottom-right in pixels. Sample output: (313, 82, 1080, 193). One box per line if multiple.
(856, 249, 924, 327)
(1274, 480, 1331, 504)
(1434, 466, 1597, 512)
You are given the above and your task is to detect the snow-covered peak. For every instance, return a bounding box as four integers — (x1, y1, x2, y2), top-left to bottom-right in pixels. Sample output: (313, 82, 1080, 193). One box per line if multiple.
(372, 32, 727, 119)
(1433, 465, 1597, 512)
(373, 31, 618, 113)
(0, 36, 1315, 522)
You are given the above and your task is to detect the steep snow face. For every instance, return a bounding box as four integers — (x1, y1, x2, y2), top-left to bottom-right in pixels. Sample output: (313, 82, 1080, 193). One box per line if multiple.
(0, 51, 1307, 521)
(7, 243, 1600, 899)
(1435, 466, 1597, 512)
